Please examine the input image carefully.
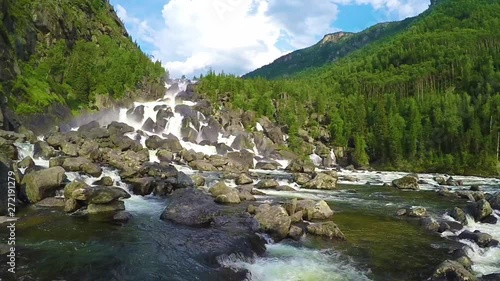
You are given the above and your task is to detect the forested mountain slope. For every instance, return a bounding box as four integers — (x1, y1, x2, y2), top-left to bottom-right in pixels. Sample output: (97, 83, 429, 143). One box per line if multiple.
(0, 0, 166, 132)
(197, 0, 500, 176)
(243, 18, 416, 80)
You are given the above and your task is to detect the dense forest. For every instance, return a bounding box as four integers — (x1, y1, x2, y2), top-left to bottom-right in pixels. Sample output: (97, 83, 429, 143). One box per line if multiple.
(197, 0, 500, 176)
(0, 0, 166, 115)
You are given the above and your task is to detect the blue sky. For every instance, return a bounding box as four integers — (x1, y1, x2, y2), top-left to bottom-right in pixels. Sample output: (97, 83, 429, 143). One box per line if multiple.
(110, 0, 430, 78)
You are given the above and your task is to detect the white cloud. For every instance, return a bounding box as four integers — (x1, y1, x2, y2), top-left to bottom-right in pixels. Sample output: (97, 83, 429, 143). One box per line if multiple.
(116, 0, 429, 78)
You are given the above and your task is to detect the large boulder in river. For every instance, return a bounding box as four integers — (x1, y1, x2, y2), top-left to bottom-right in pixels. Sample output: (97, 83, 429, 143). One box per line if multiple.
(33, 141, 57, 159)
(87, 200, 125, 215)
(215, 192, 241, 204)
(306, 221, 345, 240)
(449, 207, 468, 225)
(125, 177, 155, 195)
(22, 166, 67, 203)
(431, 260, 477, 281)
(209, 181, 233, 197)
(286, 159, 315, 173)
(392, 175, 419, 190)
(302, 172, 337, 190)
(488, 192, 500, 210)
(255, 179, 279, 189)
(458, 230, 494, 248)
(468, 199, 493, 222)
(71, 186, 131, 204)
(235, 173, 253, 185)
(126, 105, 145, 123)
(296, 199, 334, 220)
(254, 204, 291, 240)
(189, 160, 217, 171)
(62, 157, 102, 177)
(160, 188, 220, 226)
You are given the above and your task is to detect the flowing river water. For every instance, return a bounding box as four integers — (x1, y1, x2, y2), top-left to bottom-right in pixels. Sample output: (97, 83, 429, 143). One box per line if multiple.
(2, 80, 500, 281)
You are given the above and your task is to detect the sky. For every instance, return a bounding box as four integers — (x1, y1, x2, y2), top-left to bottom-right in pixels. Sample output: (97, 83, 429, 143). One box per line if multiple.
(109, 0, 431, 78)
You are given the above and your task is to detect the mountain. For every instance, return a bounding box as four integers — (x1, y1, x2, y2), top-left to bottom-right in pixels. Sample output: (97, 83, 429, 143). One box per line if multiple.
(0, 0, 167, 132)
(243, 18, 417, 80)
(197, 0, 500, 176)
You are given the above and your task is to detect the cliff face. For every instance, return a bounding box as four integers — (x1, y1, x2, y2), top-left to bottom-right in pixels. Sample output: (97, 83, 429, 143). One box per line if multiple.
(0, 0, 166, 134)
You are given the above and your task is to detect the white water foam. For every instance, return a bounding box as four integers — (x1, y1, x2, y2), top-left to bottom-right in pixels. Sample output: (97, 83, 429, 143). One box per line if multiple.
(221, 243, 372, 281)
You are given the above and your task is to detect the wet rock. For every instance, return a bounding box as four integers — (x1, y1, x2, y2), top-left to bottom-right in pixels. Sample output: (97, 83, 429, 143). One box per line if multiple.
(284, 198, 297, 216)
(487, 192, 500, 210)
(191, 174, 205, 186)
(208, 155, 229, 168)
(226, 151, 254, 171)
(255, 162, 278, 170)
(235, 173, 253, 185)
(18, 156, 35, 170)
(33, 141, 57, 159)
(290, 211, 303, 223)
(421, 217, 440, 232)
(286, 159, 315, 173)
(93, 176, 114, 186)
(64, 198, 80, 213)
(189, 160, 217, 171)
(126, 105, 145, 123)
(61, 142, 78, 157)
(125, 177, 155, 195)
(468, 199, 493, 222)
(458, 230, 492, 248)
(433, 176, 446, 185)
(481, 215, 497, 225)
(22, 166, 67, 203)
(276, 185, 296, 191)
(157, 150, 174, 162)
(209, 181, 233, 197)
(230, 134, 254, 151)
(87, 200, 125, 215)
(407, 206, 428, 217)
(481, 273, 500, 281)
(215, 192, 241, 204)
(113, 211, 132, 223)
(45, 132, 66, 149)
(449, 207, 468, 225)
(457, 191, 485, 201)
(446, 177, 459, 186)
(431, 260, 477, 281)
(145, 135, 165, 150)
(288, 225, 304, 240)
(254, 204, 291, 241)
(35, 197, 66, 208)
(78, 140, 100, 159)
(392, 175, 419, 190)
(302, 172, 337, 190)
(62, 157, 102, 177)
(396, 208, 407, 216)
(107, 121, 134, 135)
(247, 204, 257, 214)
(306, 221, 345, 240)
(216, 143, 233, 155)
(470, 185, 481, 191)
(64, 180, 90, 199)
(296, 199, 333, 220)
(293, 173, 310, 185)
(160, 188, 220, 226)
(71, 186, 131, 204)
(238, 191, 256, 201)
(255, 179, 279, 189)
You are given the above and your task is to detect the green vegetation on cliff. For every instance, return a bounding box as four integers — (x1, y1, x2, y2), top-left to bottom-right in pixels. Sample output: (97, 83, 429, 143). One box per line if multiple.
(198, 0, 500, 176)
(0, 0, 167, 115)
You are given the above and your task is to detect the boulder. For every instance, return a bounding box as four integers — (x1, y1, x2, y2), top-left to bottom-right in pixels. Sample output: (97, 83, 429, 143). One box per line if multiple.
(107, 121, 134, 135)
(458, 230, 493, 248)
(35, 197, 66, 208)
(421, 217, 440, 232)
(487, 192, 500, 210)
(61, 142, 78, 157)
(93, 176, 114, 186)
(446, 177, 459, 186)
(254, 204, 291, 240)
(87, 200, 125, 215)
(286, 159, 315, 173)
(191, 174, 206, 186)
(284, 198, 297, 216)
(64, 199, 80, 213)
(160, 188, 220, 226)
(157, 150, 174, 162)
(126, 105, 145, 123)
(209, 181, 233, 197)
(255, 179, 279, 189)
(71, 186, 131, 204)
(296, 199, 334, 220)
(18, 156, 35, 170)
(290, 211, 303, 223)
(208, 155, 229, 168)
(431, 260, 477, 281)
(33, 141, 57, 159)
(306, 221, 345, 240)
(215, 192, 241, 204)
(63, 180, 90, 199)
(126, 177, 155, 196)
(78, 140, 100, 159)
(22, 166, 67, 203)
(288, 225, 304, 240)
(468, 199, 493, 222)
(189, 160, 217, 171)
(276, 185, 296, 191)
(407, 206, 428, 217)
(433, 176, 446, 185)
(113, 211, 132, 223)
(235, 173, 253, 185)
(302, 172, 338, 190)
(449, 207, 468, 225)
(293, 173, 310, 185)
(141, 117, 156, 132)
(255, 162, 278, 170)
(392, 175, 419, 190)
(62, 157, 103, 177)
(238, 191, 256, 201)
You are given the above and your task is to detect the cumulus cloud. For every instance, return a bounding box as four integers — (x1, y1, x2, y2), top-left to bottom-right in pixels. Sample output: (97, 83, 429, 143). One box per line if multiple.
(116, 0, 430, 78)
